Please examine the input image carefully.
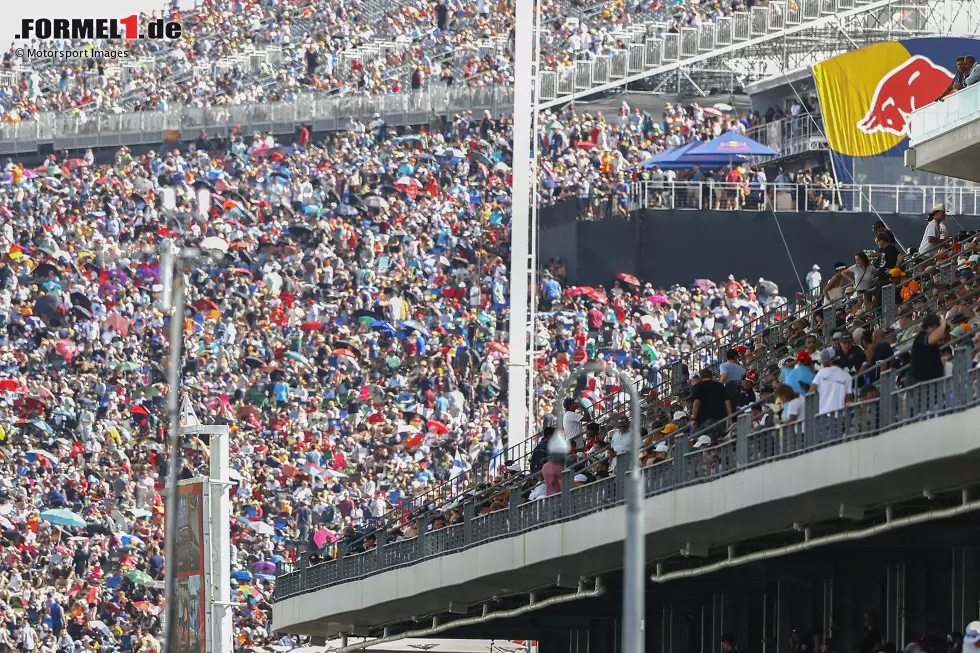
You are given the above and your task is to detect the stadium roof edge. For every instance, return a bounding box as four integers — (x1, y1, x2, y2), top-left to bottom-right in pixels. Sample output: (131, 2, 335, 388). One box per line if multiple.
(744, 65, 813, 96)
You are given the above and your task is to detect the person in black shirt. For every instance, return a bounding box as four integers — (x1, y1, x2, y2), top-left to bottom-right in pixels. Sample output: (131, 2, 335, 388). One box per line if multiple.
(730, 370, 759, 410)
(875, 231, 904, 272)
(529, 414, 557, 474)
(835, 332, 866, 374)
(435, 0, 449, 31)
(858, 612, 883, 653)
(865, 329, 893, 382)
(907, 313, 946, 385)
(690, 368, 733, 435)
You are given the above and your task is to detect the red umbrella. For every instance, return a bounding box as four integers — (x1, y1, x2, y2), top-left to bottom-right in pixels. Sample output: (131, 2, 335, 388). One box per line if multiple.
(332, 348, 357, 359)
(575, 140, 597, 149)
(192, 299, 220, 313)
(237, 405, 260, 419)
(301, 321, 324, 332)
(565, 286, 595, 297)
(131, 405, 149, 416)
(487, 342, 508, 355)
(426, 420, 449, 435)
(403, 433, 425, 449)
(65, 158, 88, 170)
(396, 176, 423, 189)
(0, 379, 20, 392)
(616, 272, 641, 287)
(583, 288, 607, 304)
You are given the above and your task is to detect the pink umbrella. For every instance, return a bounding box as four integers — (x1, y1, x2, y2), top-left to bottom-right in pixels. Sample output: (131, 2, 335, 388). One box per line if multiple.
(313, 529, 337, 550)
(649, 294, 669, 305)
(106, 312, 130, 337)
(55, 339, 78, 361)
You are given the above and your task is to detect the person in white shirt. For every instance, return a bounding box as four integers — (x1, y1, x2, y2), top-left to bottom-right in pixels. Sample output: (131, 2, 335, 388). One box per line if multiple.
(919, 204, 948, 255)
(809, 356, 853, 414)
(562, 398, 584, 447)
(805, 264, 822, 299)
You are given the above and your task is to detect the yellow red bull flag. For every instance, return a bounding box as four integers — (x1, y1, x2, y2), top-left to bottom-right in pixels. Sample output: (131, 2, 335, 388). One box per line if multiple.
(811, 38, 972, 158)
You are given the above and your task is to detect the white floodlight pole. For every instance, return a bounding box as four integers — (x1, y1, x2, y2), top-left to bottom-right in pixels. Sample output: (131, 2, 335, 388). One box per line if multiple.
(507, 0, 535, 451)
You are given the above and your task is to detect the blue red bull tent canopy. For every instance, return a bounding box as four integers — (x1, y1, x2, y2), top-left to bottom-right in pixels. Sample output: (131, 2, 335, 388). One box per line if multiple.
(686, 131, 779, 157)
(639, 141, 750, 170)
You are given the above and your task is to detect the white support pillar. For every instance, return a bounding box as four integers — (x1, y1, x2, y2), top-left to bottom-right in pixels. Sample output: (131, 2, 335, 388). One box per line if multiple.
(180, 418, 233, 653)
(507, 0, 534, 452)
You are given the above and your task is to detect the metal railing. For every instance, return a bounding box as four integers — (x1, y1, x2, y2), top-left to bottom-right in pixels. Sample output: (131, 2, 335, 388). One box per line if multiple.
(274, 356, 980, 600)
(627, 181, 980, 216)
(0, 86, 514, 154)
(744, 115, 828, 157)
(534, 0, 928, 104)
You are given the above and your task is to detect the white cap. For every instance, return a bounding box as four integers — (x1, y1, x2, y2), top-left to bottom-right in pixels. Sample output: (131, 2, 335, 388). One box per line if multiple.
(672, 410, 689, 420)
(964, 622, 980, 646)
(692, 434, 712, 449)
(812, 264, 820, 270)
(654, 442, 669, 453)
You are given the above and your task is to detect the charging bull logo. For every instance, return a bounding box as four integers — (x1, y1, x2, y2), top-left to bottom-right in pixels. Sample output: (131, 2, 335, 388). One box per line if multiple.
(857, 55, 953, 137)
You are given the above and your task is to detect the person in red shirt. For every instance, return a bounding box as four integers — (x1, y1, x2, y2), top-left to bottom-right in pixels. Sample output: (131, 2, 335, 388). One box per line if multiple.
(724, 166, 744, 209)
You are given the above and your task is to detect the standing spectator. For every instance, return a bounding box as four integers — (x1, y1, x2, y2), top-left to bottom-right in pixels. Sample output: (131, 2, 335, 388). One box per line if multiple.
(907, 313, 946, 385)
(435, 0, 449, 31)
(305, 46, 319, 79)
(690, 368, 733, 438)
(806, 264, 822, 300)
(836, 332, 867, 374)
(809, 356, 852, 414)
(785, 351, 817, 394)
(562, 398, 585, 448)
(919, 204, 948, 256)
(936, 56, 968, 101)
(964, 55, 980, 87)
(719, 348, 745, 388)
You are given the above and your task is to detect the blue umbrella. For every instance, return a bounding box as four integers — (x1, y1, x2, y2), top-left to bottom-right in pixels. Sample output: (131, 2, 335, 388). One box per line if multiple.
(400, 320, 430, 338)
(231, 570, 253, 581)
(40, 509, 87, 529)
(370, 320, 396, 335)
(29, 420, 54, 434)
(393, 134, 422, 143)
(685, 130, 779, 157)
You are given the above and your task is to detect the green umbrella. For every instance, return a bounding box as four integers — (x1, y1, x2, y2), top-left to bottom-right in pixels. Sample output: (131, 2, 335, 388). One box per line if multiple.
(125, 508, 153, 520)
(134, 385, 161, 398)
(385, 355, 400, 369)
(357, 316, 375, 327)
(126, 570, 154, 586)
(285, 351, 309, 365)
(117, 361, 141, 372)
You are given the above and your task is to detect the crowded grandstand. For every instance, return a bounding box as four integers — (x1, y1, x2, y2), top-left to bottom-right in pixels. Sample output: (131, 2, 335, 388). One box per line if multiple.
(0, 0, 977, 651)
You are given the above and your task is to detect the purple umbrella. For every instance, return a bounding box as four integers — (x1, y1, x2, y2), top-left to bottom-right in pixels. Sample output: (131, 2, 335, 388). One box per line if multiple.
(693, 279, 717, 291)
(251, 560, 276, 574)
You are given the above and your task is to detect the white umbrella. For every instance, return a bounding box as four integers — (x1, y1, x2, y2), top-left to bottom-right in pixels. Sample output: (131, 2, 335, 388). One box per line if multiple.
(713, 102, 734, 111)
(247, 521, 275, 536)
(200, 236, 229, 253)
(363, 196, 388, 209)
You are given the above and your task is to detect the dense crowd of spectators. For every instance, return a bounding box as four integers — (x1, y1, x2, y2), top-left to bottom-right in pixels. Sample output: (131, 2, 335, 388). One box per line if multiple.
(0, 96, 812, 652)
(0, 0, 790, 124)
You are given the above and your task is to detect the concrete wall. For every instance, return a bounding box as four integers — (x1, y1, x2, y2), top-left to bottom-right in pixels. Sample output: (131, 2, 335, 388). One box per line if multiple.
(540, 208, 980, 295)
(273, 404, 980, 637)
